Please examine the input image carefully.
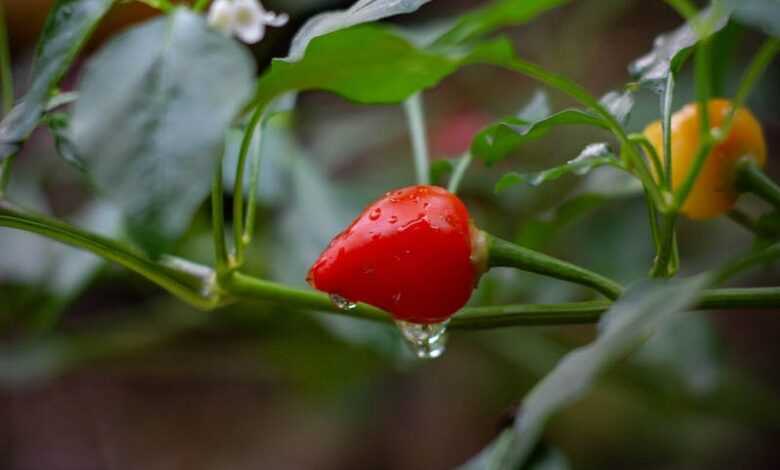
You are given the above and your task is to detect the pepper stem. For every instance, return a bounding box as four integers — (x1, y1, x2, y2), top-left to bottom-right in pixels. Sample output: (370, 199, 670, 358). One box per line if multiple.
(485, 233, 624, 300)
(735, 158, 780, 211)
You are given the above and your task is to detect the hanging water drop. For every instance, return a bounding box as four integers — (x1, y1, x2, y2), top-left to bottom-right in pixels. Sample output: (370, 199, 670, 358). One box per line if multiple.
(369, 207, 382, 221)
(395, 320, 448, 359)
(330, 293, 357, 311)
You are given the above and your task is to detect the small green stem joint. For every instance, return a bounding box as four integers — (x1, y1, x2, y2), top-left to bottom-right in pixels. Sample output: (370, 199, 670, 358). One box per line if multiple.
(485, 233, 624, 300)
(736, 158, 780, 211)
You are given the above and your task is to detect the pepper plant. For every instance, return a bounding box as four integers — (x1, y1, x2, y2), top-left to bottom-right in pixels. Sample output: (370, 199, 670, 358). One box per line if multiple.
(0, 0, 779, 468)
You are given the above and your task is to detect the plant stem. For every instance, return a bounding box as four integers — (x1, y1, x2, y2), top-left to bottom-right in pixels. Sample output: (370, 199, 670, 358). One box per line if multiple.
(698, 287, 780, 309)
(727, 208, 767, 238)
(2, 200, 780, 328)
(450, 288, 780, 330)
(448, 151, 472, 193)
(645, 194, 661, 251)
(629, 133, 663, 180)
(403, 93, 430, 185)
(673, 39, 714, 210)
(243, 117, 264, 248)
(223, 271, 389, 323)
(717, 242, 780, 283)
(731, 38, 780, 113)
(211, 151, 230, 273)
(0, 200, 221, 310)
(450, 301, 610, 330)
(232, 106, 263, 267)
(650, 212, 679, 278)
(487, 234, 624, 300)
(661, 73, 674, 189)
(736, 159, 780, 211)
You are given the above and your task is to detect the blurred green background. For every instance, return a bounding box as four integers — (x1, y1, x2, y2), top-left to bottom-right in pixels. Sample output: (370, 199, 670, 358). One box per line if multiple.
(1, 1, 779, 468)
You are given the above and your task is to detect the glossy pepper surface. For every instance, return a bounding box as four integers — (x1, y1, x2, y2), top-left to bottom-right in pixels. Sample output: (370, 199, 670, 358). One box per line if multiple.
(644, 99, 766, 219)
(307, 185, 479, 324)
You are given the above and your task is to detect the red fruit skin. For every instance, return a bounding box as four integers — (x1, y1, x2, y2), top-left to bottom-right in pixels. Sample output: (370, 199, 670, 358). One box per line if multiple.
(307, 185, 476, 324)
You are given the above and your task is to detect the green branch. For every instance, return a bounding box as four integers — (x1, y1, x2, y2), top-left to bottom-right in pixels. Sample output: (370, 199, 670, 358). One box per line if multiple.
(2, 199, 780, 331)
(211, 150, 230, 272)
(232, 106, 264, 267)
(487, 234, 624, 300)
(403, 93, 430, 185)
(0, 200, 221, 310)
(736, 158, 780, 212)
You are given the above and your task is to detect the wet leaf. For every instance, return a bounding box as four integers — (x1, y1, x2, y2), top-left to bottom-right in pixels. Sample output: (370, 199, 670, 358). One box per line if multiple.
(495, 143, 620, 193)
(70, 9, 254, 255)
(629, 5, 732, 93)
(462, 434, 571, 470)
(473, 109, 609, 165)
(599, 89, 635, 125)
(256, 25, 458, 108)
(0, 0, 114, 160)
(286, 0, 432, 62)
(636, 314, 723, 396)
(433, 0, 571, 46)
(474, 276, 711, 469)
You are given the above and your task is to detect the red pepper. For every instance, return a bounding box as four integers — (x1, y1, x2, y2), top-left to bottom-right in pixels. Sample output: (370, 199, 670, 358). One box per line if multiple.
(307, 185, 483, 324)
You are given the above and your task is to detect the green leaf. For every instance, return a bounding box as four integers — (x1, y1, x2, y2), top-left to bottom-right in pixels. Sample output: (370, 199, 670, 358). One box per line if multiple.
(478, 276, 711, 469)
(286, 0, 432, 61)
(70, 8, 254, 255)
(0, 0, 114, 160)
(598, 89, 634, 125)
(629, 5, 731, 93)
(462, 435, 571, 470)
(255, 25, 459, 108)
(434, 0, 571, 46)
(429, 159, 455, 186)
(473, 110, 609, 165)
(729, 0, 780, 37)
(495, 143, 620, 193)
(636, 314, 722, 395)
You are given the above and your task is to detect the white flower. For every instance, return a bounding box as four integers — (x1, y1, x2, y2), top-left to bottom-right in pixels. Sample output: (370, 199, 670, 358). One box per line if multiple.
(207, 0, 289, 44)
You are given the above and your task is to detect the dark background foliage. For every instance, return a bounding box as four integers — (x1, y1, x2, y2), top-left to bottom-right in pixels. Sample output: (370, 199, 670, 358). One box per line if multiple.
(1, 1, 779, 469)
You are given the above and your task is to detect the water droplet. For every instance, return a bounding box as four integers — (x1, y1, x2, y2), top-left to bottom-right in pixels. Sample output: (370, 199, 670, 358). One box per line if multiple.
(395, 320, 448, 359)
(369, 207, 382, 221)
(330, 294, 357, 311)
(388, 215, 398, 224)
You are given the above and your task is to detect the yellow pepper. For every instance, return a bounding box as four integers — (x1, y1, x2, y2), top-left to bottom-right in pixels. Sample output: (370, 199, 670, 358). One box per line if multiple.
(644, 99, 766, 219)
